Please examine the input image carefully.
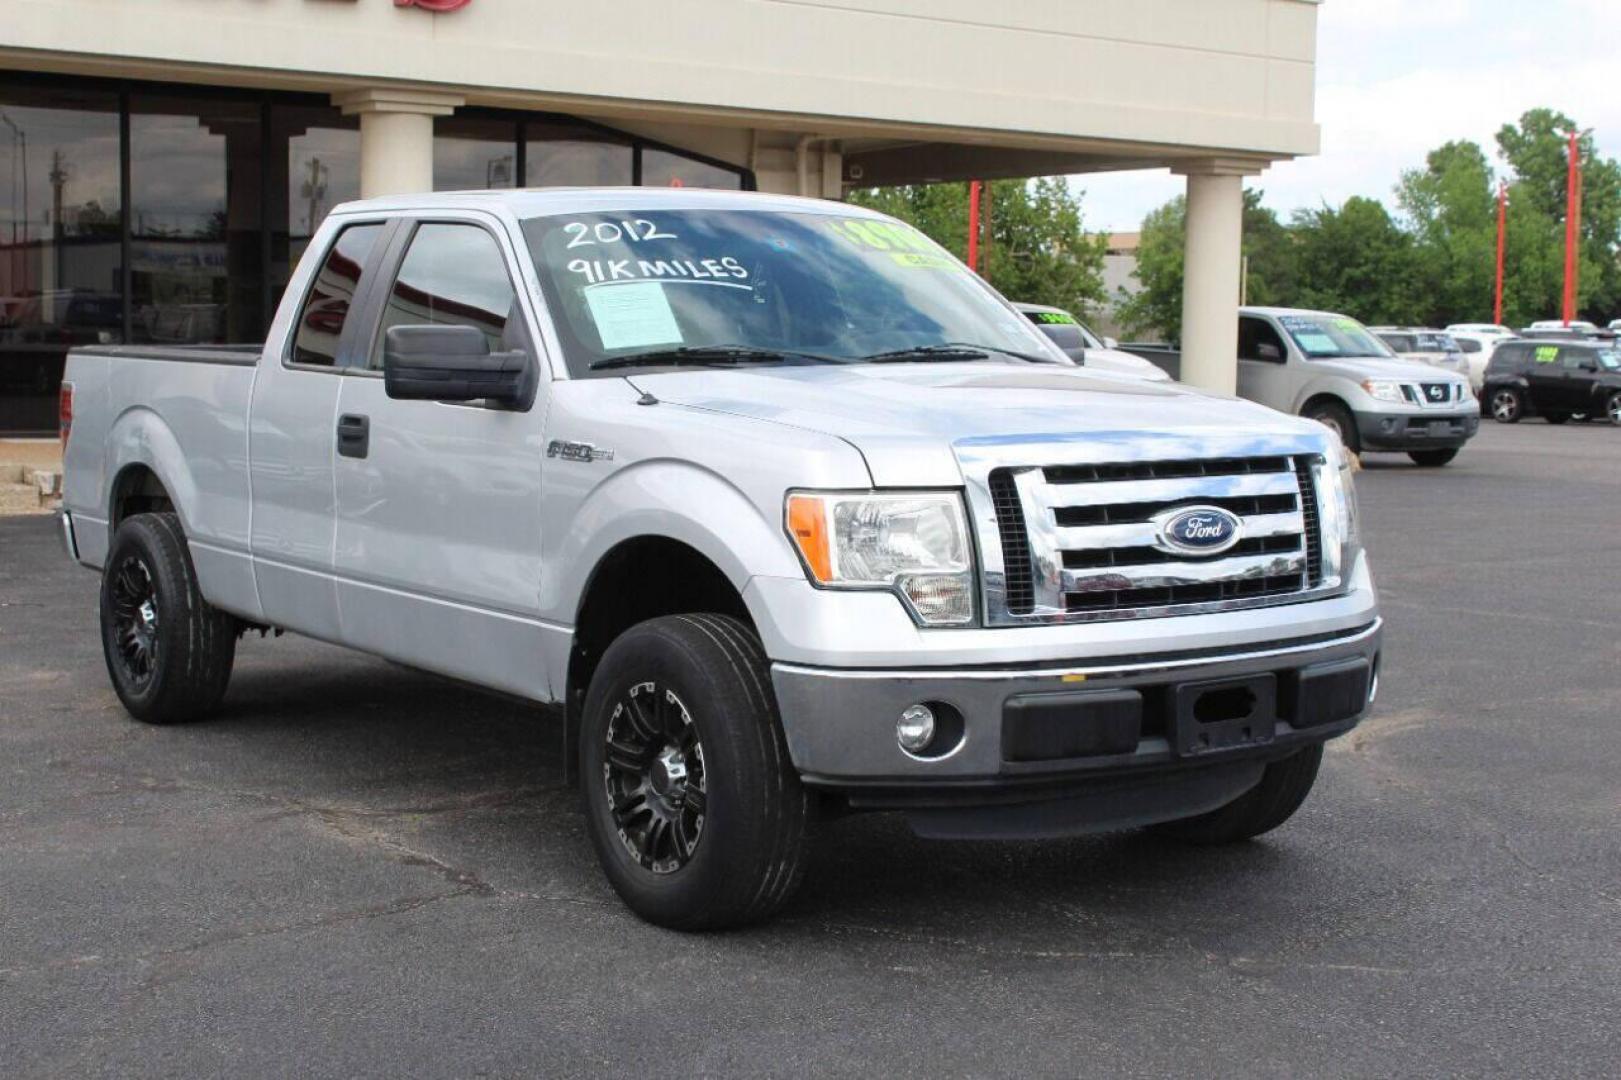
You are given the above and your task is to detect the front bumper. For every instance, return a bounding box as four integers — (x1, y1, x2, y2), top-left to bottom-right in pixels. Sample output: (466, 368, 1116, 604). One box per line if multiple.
(1354, 409, 1478, 450)
(771, 619, 1380, 836)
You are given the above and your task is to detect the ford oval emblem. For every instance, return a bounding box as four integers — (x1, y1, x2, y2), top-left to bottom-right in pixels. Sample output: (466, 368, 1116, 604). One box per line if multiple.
(1155, 505, 1243, 556)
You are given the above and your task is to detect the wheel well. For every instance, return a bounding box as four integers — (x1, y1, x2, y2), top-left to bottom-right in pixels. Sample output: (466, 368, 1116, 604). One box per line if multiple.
(110, 465, 174, 527)
(567, 537, 752, 721)
(1300, 393, 1351, 420)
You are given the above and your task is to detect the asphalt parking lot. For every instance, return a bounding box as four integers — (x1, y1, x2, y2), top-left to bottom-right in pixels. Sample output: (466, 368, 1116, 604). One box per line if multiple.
(1, 420, 1617, 1077)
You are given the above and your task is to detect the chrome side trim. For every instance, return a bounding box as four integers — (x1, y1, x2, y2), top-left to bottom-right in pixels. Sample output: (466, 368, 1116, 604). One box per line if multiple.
(773, 618, 1382, 682)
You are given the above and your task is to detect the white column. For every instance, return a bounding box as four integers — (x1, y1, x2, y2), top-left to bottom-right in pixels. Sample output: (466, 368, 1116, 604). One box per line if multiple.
(1174, 158, 1262, 395)
(332, 88, 465, 198)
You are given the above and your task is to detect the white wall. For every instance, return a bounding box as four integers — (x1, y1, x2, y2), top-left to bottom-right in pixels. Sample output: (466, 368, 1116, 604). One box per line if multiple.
(4, 0, 1320, 167)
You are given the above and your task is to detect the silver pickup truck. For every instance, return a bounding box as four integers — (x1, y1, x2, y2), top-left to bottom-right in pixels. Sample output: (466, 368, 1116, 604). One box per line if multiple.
(60, 189, 1380, 930)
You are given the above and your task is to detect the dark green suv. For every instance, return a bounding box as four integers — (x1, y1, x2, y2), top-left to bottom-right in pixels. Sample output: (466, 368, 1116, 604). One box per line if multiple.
(1482, 339, 1621, 425)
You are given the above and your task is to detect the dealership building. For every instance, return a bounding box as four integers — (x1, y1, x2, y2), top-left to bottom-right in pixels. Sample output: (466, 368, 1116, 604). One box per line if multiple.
(0, 0, 1321, 435)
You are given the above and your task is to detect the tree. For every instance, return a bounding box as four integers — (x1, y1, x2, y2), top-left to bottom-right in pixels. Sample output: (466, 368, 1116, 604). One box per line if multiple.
(1291, 197, 1422, 325)
(1113, 189, 1295, 344)
(847, 179, 1107, 317)
(1396, 140, 1497, 325)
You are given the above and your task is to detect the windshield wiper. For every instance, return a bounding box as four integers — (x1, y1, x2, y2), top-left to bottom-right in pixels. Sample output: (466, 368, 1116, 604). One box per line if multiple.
(862, 342, 1053, 364)
(590, 345, 843, 371)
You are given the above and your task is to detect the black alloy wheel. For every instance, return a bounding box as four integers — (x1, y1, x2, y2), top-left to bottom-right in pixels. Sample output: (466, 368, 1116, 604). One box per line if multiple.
(108, 554, 161, 690)
(603, 680, 708, 874)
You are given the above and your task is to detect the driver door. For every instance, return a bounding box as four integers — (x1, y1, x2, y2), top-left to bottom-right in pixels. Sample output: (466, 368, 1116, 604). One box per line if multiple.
(330, 214, 552, 699)
(1236, 315, 1292, 408)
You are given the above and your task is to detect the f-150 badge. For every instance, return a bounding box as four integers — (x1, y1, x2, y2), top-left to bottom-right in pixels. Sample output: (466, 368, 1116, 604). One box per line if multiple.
(547, 440, 614, 463)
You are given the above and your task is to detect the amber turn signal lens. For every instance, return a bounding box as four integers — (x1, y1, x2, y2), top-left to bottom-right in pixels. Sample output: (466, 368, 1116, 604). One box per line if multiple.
(786, 494, 832, 583)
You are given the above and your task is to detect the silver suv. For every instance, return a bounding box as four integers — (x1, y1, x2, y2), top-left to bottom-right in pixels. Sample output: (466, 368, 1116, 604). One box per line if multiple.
(1240, 308, 1479, 467)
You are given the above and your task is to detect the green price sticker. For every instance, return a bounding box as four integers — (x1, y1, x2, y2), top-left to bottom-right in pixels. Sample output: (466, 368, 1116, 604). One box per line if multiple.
(1535, 346, 1559, 363)
(888, 252, 957, 270)
(1034, 312, 1078, 325)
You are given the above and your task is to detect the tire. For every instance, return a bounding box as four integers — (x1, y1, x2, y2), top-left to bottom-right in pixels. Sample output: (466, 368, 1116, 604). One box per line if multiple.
(99, 512, 236, 724)
(1150, 744, 1323, 845)
(1607, 391, 1621, 427)
(1408, 448, 1459, 467)
(1302, 400, 1360, 454)
(1544, 412, 1570, 425)
(579, 614, 809, 930)
(1489, 387, 1523, 423)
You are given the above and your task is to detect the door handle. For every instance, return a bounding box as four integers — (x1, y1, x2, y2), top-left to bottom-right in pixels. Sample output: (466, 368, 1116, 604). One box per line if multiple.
(337, 413, 370, 459)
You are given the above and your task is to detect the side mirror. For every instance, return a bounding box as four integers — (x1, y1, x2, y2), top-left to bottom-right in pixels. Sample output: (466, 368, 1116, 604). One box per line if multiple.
(1257, 342, 1284, 361)
(383, 324, 528, 405)
(1102, 336, 1120, 350)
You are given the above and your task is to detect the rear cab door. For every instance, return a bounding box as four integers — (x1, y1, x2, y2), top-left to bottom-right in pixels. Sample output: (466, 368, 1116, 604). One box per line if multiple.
(248, 215, 395, 640)
(328, 210, 553, 700)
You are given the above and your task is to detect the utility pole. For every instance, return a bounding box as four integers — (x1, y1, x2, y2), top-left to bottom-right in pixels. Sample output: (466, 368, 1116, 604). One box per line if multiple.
(1561, 129, 1586, 327)
(1493, 180, 1507, 326)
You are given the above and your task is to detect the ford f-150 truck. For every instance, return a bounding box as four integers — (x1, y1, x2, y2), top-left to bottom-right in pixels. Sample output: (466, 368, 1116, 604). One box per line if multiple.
(60, 189, 1380, 930)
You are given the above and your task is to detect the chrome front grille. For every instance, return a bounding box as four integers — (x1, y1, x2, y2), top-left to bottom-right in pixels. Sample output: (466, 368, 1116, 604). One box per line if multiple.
(963, 439, 1338, 625)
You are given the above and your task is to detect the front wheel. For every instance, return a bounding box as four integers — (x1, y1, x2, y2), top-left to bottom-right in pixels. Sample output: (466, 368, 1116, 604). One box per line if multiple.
(99, 512, 237, 723)
(1489, 387, 1524, 423)
(1150, 744, 1323, 844)
(579, 614, 809, 930)
(1408, 448, 1459, 467)
(1606, 391, 1621, 426)
(1302, 400, 1360, 454)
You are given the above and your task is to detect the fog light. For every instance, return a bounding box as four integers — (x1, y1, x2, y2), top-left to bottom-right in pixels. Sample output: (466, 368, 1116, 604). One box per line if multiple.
(897, 704, 936, 753)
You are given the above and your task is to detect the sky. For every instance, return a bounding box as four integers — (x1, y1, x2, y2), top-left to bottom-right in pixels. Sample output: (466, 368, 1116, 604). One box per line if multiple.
(1074, 0, 1621, 234)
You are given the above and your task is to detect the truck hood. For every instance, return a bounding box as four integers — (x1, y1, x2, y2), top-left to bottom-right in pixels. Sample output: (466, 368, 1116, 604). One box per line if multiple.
(627, 362, 1327, 486)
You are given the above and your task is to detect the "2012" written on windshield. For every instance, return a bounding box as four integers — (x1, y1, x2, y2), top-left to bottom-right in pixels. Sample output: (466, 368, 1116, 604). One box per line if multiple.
(563, 219, 677, 248)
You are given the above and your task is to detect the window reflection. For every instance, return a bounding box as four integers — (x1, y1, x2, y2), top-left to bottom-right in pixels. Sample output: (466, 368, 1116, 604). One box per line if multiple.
(640, 148, 744, 190)
(0, 85, 121, 434)
(525, 123, 632, 186)
(272, 105, 360, 316)
(434, 116, 519, 191)
(371, 223, 516, 370)
(130, 96, 261, 346)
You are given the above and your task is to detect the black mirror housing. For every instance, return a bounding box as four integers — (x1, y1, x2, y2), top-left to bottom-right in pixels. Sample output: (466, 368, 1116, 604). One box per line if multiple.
(383, 324, 530, 406)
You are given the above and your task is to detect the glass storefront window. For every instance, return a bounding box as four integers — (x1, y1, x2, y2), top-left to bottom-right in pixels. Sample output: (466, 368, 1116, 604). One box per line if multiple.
(525, 122, 632, 187)
(0, 84, 122, 434)
(272, 105, 360, 315)
(130, 96, 262, 346)
(434, 116, 518, 191)
(640, 147, 744, 190)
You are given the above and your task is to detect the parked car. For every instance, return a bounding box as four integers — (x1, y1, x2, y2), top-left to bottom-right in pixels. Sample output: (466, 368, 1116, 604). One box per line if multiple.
(1440, 331, 1506, 392)
(1528, 319, 1599, 334)
(1482, 338, 1621, 425)
(1368, 327, 1471, 379)
(59, 189, 1380, 930)
(1013, 302, 1171, 381)
(1446, 322, 1516, 341)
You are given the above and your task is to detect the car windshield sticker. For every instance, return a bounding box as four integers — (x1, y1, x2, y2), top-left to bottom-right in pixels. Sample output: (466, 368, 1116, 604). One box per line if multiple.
(1295, 332, 1339, 355)
(1032, 311, 1078, 325)
(1333, 317, 1361, 332)
(826, 218, 960, 270)
(1535, 345, 1559, 363)
(584, 281, 683, 351)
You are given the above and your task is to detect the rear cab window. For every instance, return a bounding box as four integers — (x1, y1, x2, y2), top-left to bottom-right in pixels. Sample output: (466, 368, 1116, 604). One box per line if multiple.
(289, 223, 386, 367)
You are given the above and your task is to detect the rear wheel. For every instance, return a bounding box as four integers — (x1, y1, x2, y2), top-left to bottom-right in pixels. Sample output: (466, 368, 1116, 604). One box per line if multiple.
(1408, 448, 1459, 467)
(1302, 400, 1360, 454)
(1150, 744, 1323, 844)
(579, 614, 809, 930)
(1489, 387, 1524, 423)
(99, 512, 236, 723)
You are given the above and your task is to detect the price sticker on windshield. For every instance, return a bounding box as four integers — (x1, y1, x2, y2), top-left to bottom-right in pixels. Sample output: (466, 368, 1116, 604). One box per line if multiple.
(1534, 346, 1559, 363)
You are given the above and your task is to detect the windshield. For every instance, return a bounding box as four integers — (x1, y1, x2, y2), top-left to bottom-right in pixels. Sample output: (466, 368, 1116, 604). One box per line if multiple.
(521, 209, 1064, 374)
(1596, 349, 1621, 371)
(1279, 314, 1393, 360)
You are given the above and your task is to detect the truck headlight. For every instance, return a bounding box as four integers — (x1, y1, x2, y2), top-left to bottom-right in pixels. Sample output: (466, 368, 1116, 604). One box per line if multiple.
(786, 491, 975, 626)
(1360, 378, 1406, 404)
(1313, 444, 1360, 582)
